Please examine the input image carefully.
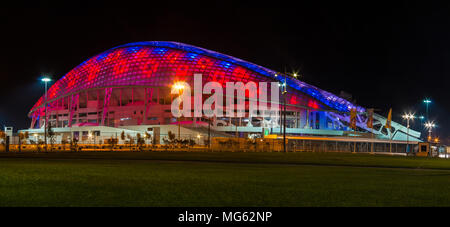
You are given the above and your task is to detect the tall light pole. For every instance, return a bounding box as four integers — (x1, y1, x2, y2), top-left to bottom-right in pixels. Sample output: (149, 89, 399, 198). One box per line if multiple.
(41, 77, 51, 152)
(402, 113, 414, 153)
(423, 99, 431, 119)
(419, 115, 425, 126)
(277, 70, 296, 153)
(282, 76, 287, 153)
(424, 121, 435, 142)
(419, 115, 425, 140)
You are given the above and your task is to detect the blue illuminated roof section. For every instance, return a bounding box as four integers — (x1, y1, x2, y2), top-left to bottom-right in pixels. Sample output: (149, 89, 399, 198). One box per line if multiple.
(30, 41, 364, 114)
(116, 41, 365, 113)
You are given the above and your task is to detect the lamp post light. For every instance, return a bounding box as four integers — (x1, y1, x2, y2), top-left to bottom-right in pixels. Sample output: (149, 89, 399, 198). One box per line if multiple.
(423, 99, 431, 119)
(424, 121, 436, 142)
(277, 71, 289, 153)
(419, 115, 425, 139)
(143, 133, 147, 146)
(67, 136, 71, 151)
(41, 77, 51, 152)
(88, 131, 94, 146)
(419, 115, 424, 124)
(33, 133, 38, 143)
(282, 78, 287, 153)
(402, 113, 415, 153)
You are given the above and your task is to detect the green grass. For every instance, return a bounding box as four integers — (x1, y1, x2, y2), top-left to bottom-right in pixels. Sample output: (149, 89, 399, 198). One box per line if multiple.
(0, 151, 449, 206)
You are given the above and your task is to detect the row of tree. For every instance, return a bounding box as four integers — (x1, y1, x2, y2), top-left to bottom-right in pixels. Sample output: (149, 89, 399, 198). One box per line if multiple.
(0, 127, 201, 151)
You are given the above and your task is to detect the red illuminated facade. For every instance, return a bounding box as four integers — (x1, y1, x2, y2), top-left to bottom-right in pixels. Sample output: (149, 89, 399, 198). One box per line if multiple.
(29, 41, 338, 131)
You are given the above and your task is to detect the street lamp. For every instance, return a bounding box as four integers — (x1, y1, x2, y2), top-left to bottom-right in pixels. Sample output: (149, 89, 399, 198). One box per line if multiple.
(172, 82, 185, 141)
(276, 71, 296, 153)
(424, 121, 436, 142)
(197, 134, 201, 145)
(281, 76, 287, 153)
(402, 113, 415, 153)
(423, 99, 431, 119)
(88, 131, 95, 145)
(41, 77, 51, 152)
(419, 115, 425, 136)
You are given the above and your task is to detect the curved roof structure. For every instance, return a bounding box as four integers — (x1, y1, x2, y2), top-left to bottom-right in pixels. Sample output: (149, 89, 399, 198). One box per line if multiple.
(30, 41, 364, 114)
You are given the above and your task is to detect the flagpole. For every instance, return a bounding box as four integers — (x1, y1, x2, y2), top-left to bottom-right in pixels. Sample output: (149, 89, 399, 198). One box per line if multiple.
(385, 108, 393, 154)
(350, 108, 357, 153)
(389, 133, 392, 153)
(371, 127, 374, 154)
(368, 108, 374, 154)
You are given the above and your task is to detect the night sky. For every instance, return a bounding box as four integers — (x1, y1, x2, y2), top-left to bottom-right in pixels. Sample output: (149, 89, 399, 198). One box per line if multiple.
(0, 1, 449, 142)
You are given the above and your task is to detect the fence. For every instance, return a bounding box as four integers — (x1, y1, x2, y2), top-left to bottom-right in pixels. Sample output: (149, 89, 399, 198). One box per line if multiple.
(1, 136, 445, 158)
(210, 137, 420, 154)
(3, 132, 206, 146)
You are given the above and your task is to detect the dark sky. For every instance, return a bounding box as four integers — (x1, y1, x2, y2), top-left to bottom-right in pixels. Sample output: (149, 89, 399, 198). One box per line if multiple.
(0, 1, 449, 141)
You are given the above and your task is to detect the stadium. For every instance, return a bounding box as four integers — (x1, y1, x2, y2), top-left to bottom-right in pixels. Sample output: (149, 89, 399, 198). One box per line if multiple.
(23, 41, 421, 147)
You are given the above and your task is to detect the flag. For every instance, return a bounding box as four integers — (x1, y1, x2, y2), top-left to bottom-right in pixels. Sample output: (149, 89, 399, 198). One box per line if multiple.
(366, 109, 374, 129)
(385, 108, 392, 129)
(350, 108, 357, 130)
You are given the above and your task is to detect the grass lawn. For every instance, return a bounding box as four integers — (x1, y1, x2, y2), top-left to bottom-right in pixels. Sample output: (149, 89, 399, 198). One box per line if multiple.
(0, 151, 449, 206)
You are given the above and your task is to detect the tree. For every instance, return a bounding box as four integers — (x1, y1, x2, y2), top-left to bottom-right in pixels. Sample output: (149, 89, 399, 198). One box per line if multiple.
(24, 132, 29, 151)
(136, 133, 141, 144)
(136, 133, 145, 151)
(70, 137, 78, 152)
(162, 137, 170, 146)
(0, 131, 5, 152)
(120, 131, 126, 141)
(47, 123, 56, 151)
(37, 139, 45, 152)
(204, 138, 210, 147)
(18, 132, 25, 152)
(0, 131, 5, 145)
(188, 139, 196, 147)
(19, 132, 29, 143)
(126, 134, 134, 144)
(168, 131, 176, 143)
(126, 134, 134, 151)
(61, 138, 68, 151)
(106, 137, 117, 151)
(144, 131, 151, 145)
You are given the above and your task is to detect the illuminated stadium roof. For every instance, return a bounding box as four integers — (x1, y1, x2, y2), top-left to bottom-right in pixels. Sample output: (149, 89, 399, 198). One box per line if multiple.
(30, 41, 364, 114)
